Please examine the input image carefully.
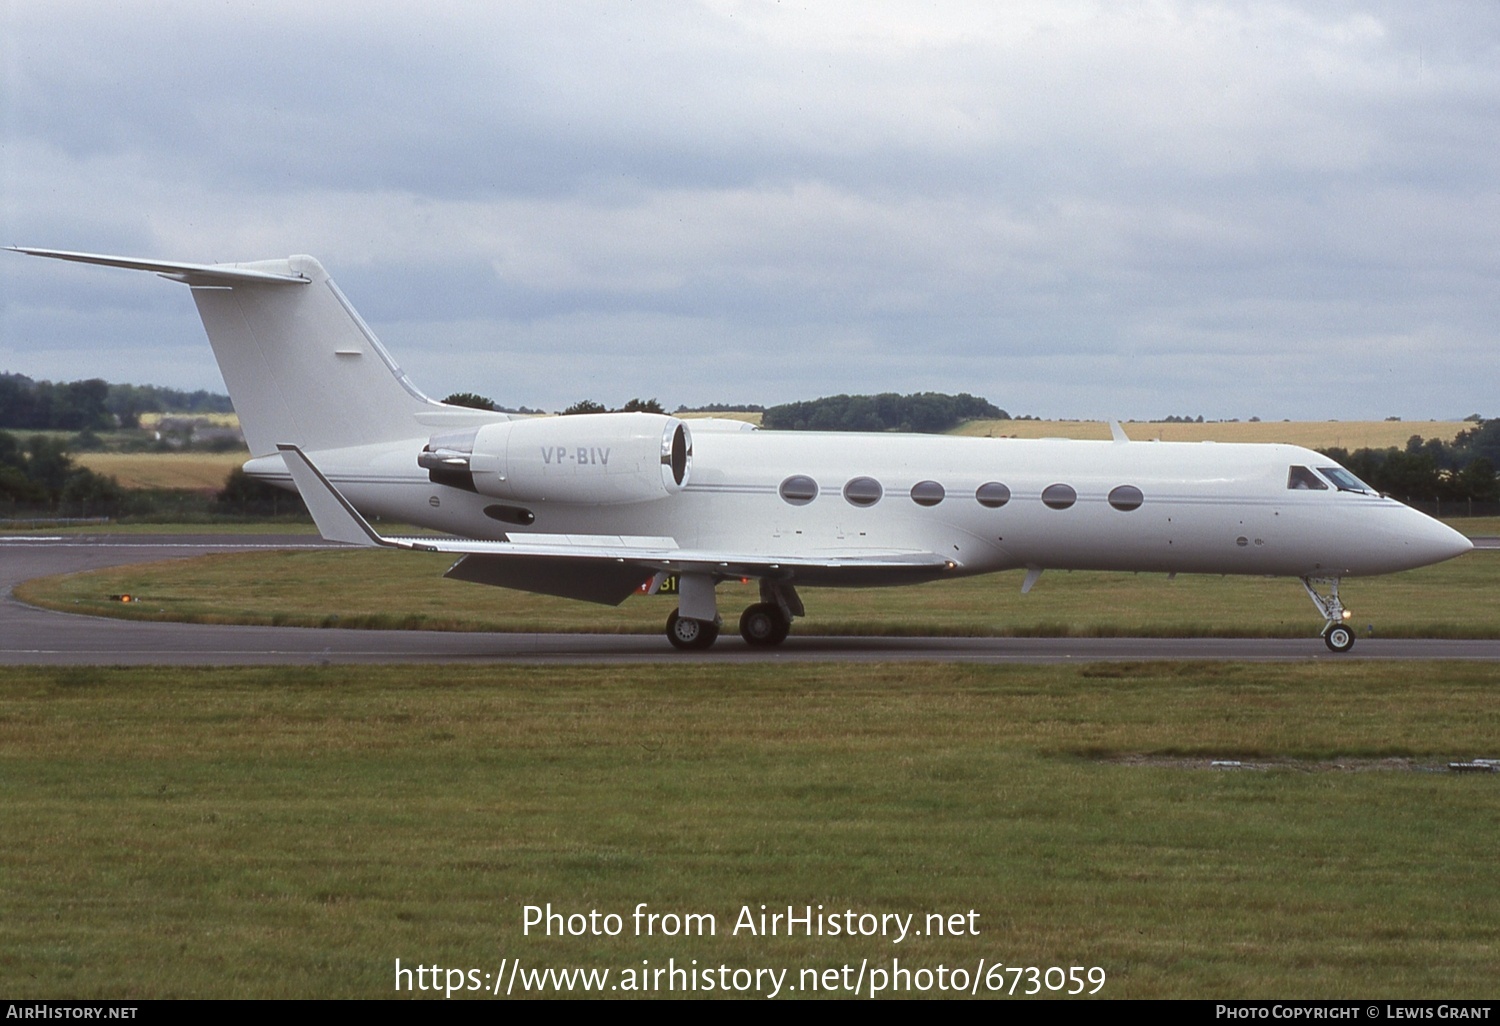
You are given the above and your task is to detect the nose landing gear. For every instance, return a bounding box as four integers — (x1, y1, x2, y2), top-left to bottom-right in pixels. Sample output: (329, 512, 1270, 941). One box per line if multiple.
(1301, 576, 1356, 653)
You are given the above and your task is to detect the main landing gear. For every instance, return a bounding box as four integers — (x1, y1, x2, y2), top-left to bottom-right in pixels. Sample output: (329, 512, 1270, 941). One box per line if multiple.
(739, 603, 791, 646)
(1301, 575, 1356, 653)
(663, 575, 802, 650)
(665, 608, 720, 650)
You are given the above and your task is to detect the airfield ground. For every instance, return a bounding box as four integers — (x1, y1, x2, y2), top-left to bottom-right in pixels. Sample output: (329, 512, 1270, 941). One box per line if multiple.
(16, 520, 1498, 639)
(1, 661, 1496, 999)
(3, 426, 1495, 999)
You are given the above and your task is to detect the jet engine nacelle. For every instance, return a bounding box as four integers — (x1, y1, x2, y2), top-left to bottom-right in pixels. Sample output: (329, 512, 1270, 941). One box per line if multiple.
(419, 412, 692, 505)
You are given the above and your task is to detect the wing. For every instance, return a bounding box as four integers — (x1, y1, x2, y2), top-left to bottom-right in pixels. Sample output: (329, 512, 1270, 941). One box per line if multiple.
(277, 445, 956, 605)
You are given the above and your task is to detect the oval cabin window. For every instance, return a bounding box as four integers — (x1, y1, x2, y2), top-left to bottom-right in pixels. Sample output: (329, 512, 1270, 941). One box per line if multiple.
(1108, 485, 1144, 511)
(910, 480, 945, 507)
(779, 475, 819, 506)
(975, 482, 1011, 508)
(843, 476, 883, 507)
(1041, 483, 1077, 510)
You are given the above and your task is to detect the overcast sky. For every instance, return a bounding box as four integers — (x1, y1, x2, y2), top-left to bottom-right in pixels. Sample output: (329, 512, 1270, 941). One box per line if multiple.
(3, 1, 1497, 420)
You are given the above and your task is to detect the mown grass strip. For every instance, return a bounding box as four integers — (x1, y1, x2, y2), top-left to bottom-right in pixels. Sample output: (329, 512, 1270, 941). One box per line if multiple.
(17, 544, 1499, 638)
(1, 662, 1496, 998)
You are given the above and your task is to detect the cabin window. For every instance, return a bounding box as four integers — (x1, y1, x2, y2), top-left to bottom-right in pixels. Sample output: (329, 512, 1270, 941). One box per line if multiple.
(843, 476, 883, 507)
(1042, 483, 1077, 510)
(1108, 485, 1144, 511)
(779, 475, 819, 505)
(1287, 466, 1328, 490)
(910, 480, 945, 507)
(975, 482, 1011, 508)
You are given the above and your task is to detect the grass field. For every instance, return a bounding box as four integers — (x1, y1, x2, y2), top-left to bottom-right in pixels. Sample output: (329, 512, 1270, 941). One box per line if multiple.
(1, 662, 1495, 999)
(18, 537, 1497, 639)
(136, 411, 241, 430)
(73, 451, 248, 490)
(952, 419, 1470, 448)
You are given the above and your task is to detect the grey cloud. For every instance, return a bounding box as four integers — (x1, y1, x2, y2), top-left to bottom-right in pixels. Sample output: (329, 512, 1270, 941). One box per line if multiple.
(3, 1, 1498, 421)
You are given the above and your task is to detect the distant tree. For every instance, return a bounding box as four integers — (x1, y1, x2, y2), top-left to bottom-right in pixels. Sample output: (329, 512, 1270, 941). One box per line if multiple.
(1454, 458, 1499, 503)
(763, 392, 1006, 433)
(3, 374, 233, 430)
(0, 430, 122, 511)
(0, 432, 45, 503)
(215, 467, 307, 517)
(1452, 418, 1500, 466)
(562, 399, 608, 416)
(58, 467, 124, 514)
(21, 436, 76, 497)
(0, 374, 41, 428)
(675, 403, 765, 414)
(619, 397, 665, 414)
(442, 392, 497, 411)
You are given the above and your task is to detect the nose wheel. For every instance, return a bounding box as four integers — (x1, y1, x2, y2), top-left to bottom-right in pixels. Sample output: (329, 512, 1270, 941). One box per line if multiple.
(1323, 623, 1356, 653)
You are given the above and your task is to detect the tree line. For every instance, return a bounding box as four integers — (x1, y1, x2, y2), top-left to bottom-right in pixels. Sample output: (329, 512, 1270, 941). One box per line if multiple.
(0, 430, 123, 512)
(0, 372, 233, 431)
(762, 393, 1007, 433)
(0, 428, 308, 520)
(1319, 419, 1499, 505)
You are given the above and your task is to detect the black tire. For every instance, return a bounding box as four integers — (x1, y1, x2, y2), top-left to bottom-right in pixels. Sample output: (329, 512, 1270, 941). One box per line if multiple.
(667, 609, 719, 650)
(1323, 624, 1355, 653)
(739, 603, 791, 646)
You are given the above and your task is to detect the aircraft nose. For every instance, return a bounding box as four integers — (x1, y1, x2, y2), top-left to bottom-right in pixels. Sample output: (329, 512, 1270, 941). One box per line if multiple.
(1411, 516, 1473, 566)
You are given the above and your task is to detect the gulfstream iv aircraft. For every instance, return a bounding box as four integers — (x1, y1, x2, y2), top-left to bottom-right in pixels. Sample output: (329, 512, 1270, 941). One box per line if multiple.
(10, 247, 1474, 651)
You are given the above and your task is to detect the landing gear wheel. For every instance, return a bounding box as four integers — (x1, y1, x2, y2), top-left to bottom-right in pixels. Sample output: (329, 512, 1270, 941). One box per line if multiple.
(666, 608, 720, 650)
(739, 603, 791, 646)
(1323, 624, 1355, 653)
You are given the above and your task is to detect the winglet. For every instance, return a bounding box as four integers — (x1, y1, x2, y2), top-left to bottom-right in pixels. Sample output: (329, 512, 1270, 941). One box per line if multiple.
(276, 444, 390, 547)
(1109, 420, 1130, 442)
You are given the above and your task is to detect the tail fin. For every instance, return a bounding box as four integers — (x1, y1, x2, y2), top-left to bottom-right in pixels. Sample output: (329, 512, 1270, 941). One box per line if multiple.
(9, 247, 495, 456)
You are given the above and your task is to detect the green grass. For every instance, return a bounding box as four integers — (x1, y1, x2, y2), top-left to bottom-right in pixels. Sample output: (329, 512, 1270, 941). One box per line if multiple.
(952, 419, 1471, 449)
(1, 662, 1496, 998)
(0, 520, 320, 536)
(18, 544, 1499, 639)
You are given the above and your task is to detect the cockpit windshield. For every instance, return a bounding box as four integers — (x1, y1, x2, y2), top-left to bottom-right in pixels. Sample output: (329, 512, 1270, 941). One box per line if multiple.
(1318, 466, 1377, 494)
(1287, 465, 1328, 490)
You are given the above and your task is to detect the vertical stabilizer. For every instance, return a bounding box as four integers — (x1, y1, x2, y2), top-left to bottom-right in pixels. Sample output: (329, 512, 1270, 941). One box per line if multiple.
(8, 247, 482, 456)
(188, 255, 439, 455)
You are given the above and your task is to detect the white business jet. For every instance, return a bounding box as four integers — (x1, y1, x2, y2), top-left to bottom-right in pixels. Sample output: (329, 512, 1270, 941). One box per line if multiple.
(9, 248, 1474, 652)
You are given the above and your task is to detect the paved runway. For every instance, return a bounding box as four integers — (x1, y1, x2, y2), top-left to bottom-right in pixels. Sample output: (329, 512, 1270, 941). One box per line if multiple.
(4, 534, 1498, 666)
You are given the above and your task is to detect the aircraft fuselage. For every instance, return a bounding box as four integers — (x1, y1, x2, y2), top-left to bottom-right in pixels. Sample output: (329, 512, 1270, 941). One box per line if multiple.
(249, 430, 1471, 583)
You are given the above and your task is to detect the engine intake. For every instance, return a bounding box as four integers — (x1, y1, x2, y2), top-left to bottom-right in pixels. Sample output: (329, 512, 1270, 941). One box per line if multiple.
(419, 412, 692, 505)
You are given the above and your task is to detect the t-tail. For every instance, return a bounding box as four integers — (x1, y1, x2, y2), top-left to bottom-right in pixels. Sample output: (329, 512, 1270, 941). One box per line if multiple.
(7, 247, 508, 455)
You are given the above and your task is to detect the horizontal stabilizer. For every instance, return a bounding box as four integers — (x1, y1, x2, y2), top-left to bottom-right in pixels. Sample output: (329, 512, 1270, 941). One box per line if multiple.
(7, 247, 310, 286)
